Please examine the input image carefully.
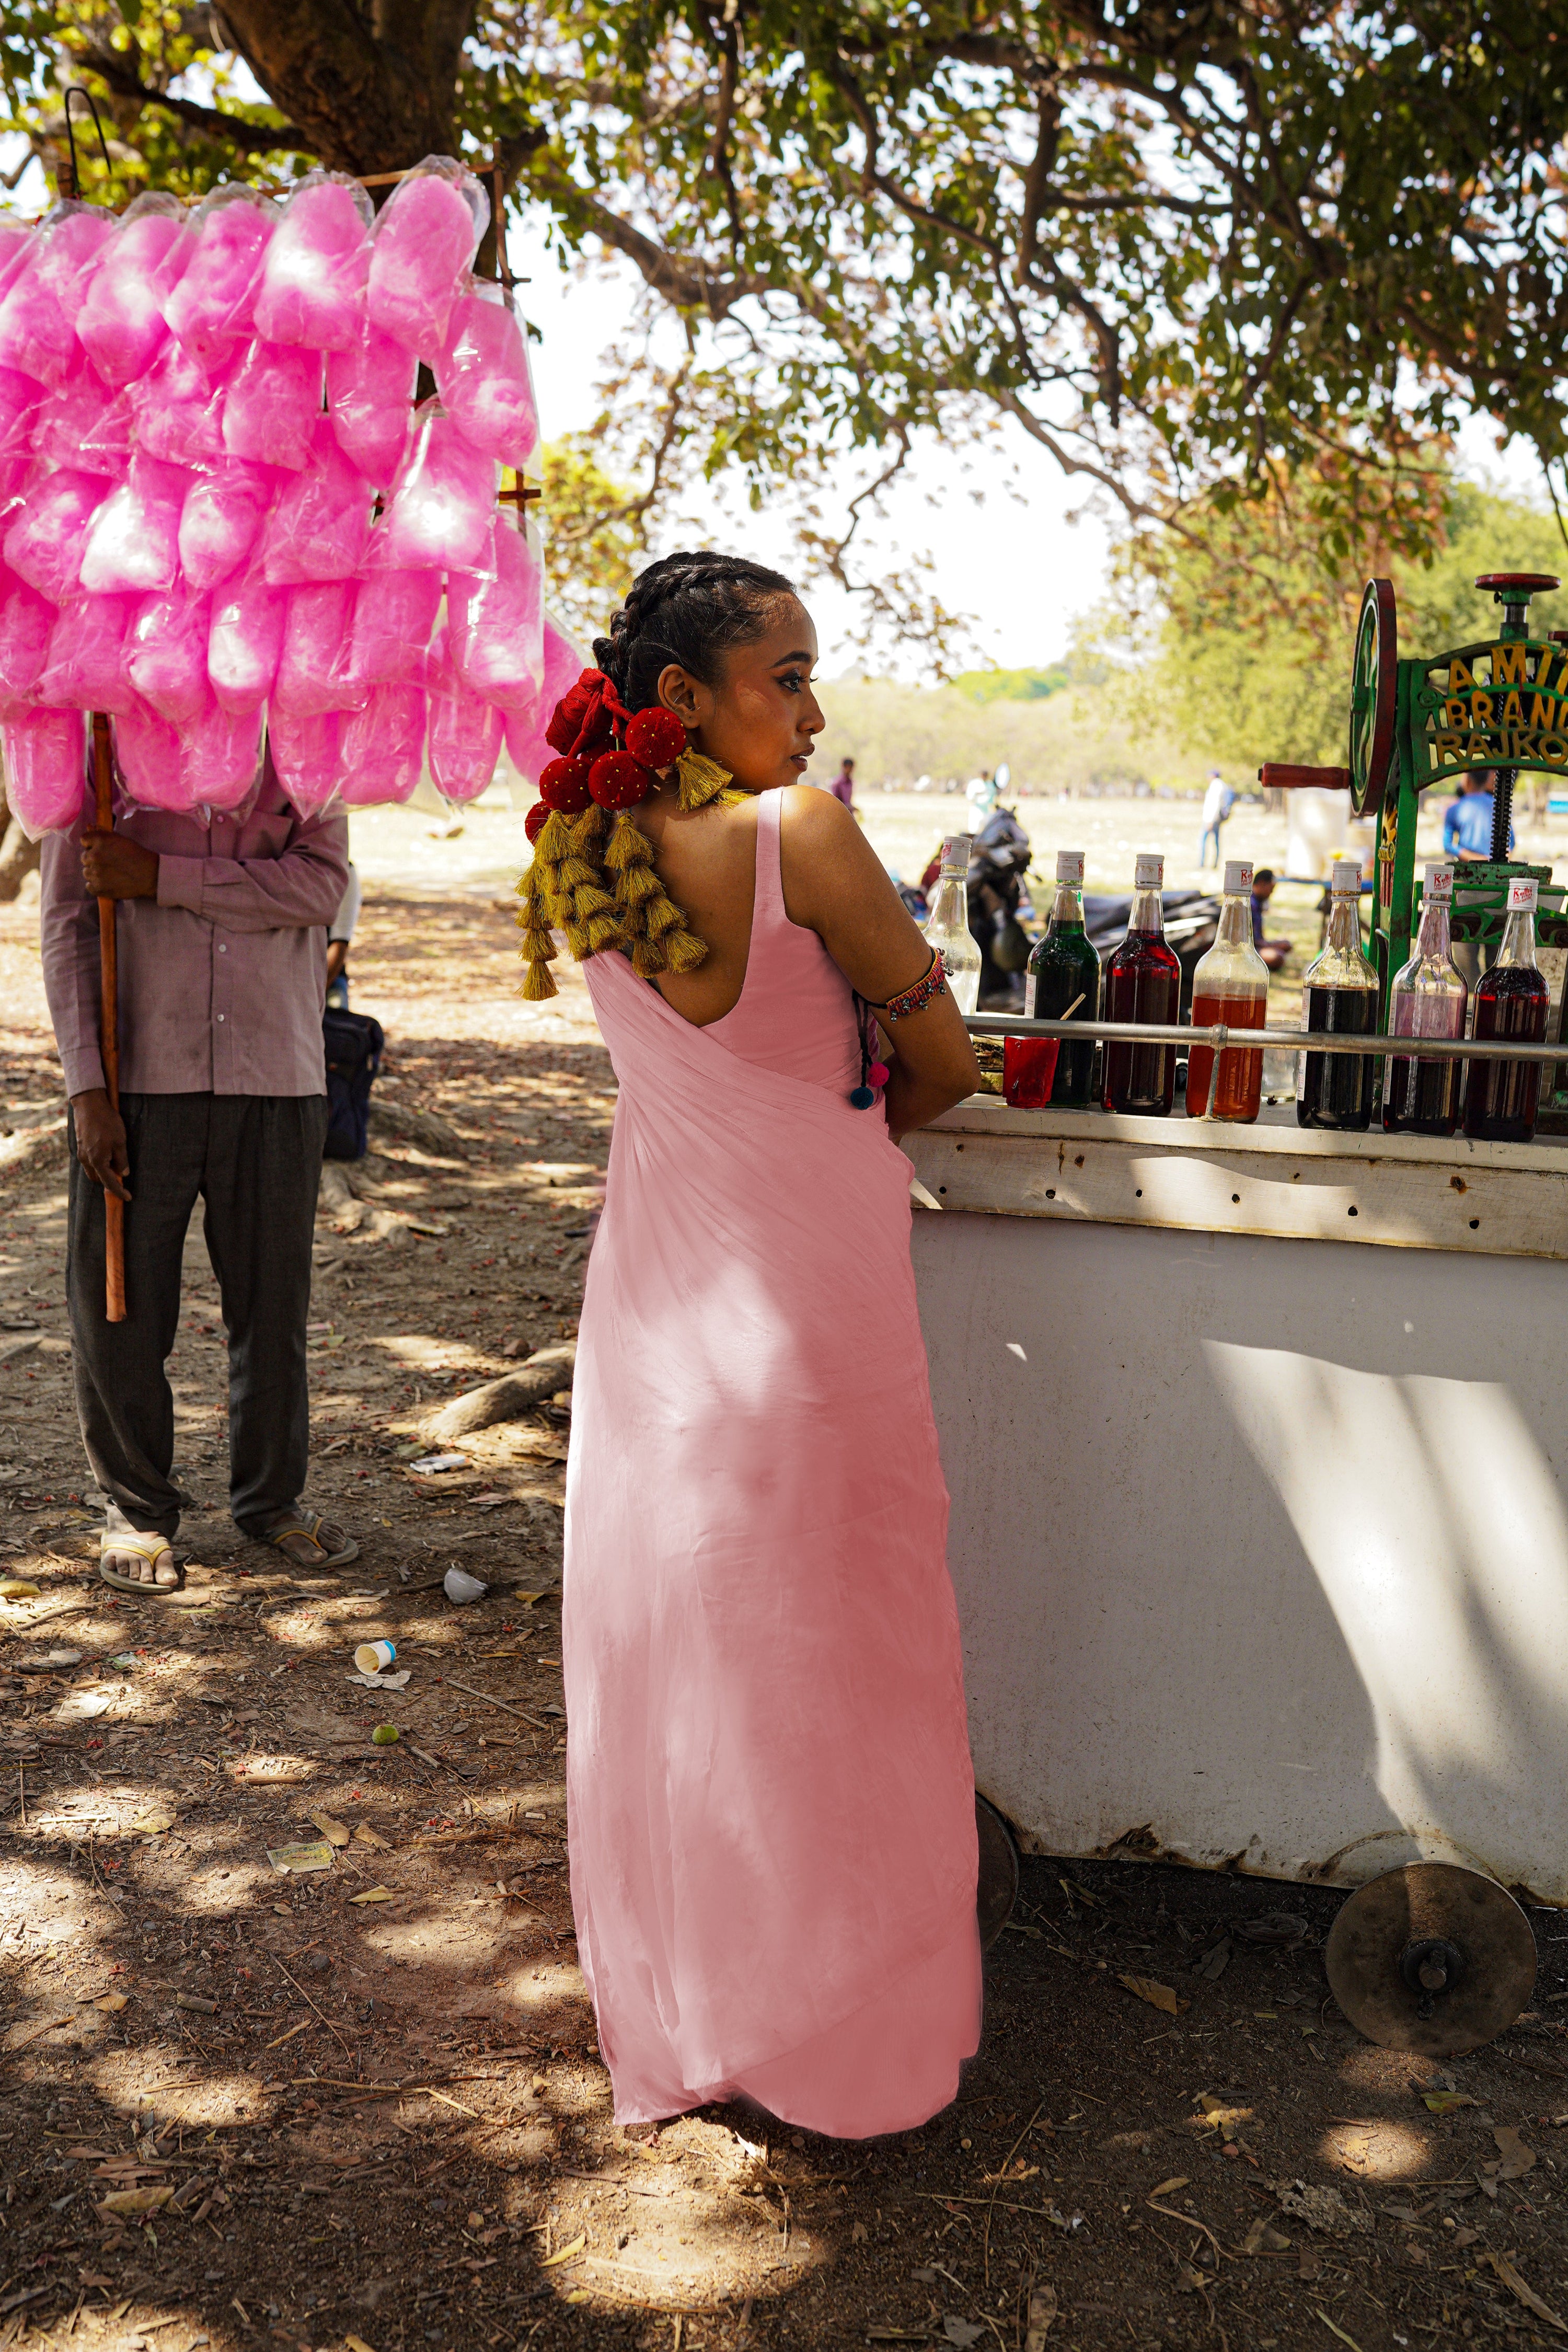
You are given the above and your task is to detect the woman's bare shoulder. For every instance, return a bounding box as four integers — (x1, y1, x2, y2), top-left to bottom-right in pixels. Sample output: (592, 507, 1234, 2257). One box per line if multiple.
(777, 782, 862, 857)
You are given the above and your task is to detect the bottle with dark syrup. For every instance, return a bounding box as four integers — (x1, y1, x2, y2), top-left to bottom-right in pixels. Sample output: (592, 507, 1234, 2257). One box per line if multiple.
(1298, 856, 1378, 1131)
(1464, 874, 1550, 1143)
(1383, 860, 1466, 1136)
(1024, 849, 1101, 1107)
(1102, 852, 1181, 1115)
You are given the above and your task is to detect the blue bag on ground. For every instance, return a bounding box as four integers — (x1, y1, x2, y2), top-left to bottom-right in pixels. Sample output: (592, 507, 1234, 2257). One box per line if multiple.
(322, 1008, 384, 1161)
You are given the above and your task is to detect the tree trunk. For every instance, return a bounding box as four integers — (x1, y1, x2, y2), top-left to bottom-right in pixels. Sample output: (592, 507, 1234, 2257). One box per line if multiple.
(0, 817, 40, 902)
(215, 0, 473, 175)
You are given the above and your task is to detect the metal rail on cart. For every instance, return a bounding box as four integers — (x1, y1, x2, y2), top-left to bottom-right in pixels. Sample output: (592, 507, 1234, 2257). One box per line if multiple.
(965, 1013, 1566, 1064)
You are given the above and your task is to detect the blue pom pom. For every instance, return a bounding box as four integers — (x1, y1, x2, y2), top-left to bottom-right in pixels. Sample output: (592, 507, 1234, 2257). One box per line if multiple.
(849, 1085, 876, 1109)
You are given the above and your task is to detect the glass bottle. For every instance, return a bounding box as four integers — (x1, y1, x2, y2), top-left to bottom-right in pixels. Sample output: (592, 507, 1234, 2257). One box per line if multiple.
(1465, 875, 1550, 1143)
(1102, 853, 1181, 1115)
(1024, 849, 1100, 1106)
(1186, 859, 1269, 1122)
(924, 833, 981, 1016)
(1383, 861, 1466, 1136)
(1298, 857, 1379, 1131)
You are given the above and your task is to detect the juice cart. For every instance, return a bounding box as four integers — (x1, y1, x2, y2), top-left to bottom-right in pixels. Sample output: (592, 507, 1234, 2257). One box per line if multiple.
(908, 573, 1568, 2057)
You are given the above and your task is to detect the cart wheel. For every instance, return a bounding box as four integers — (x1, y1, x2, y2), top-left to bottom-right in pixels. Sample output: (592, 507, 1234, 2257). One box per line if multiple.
(1324, 1861, 1536, 2057)
(1348, 577, 1398, 820)
(976, 1794, 1019, 1952)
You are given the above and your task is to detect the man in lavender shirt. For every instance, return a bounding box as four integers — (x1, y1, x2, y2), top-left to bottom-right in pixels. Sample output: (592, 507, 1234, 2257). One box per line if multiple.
(826, 756, 855, 809)
(40, 757, 357, 1596)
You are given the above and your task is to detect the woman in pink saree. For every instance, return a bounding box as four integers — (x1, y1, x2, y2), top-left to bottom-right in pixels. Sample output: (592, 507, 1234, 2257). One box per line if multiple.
(542, 553, 983, 2136)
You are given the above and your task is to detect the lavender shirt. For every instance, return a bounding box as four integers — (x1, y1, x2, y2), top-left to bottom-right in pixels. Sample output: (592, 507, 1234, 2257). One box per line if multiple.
(40, 777, 349, 1101)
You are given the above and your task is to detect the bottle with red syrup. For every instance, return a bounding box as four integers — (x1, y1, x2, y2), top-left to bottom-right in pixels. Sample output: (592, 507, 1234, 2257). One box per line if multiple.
(1298, 857, 1378, 1131)
(1383, 860, 1466, 1137)
(1102, 852, 1181, 1115)
(1186, 858, 1269, 1121)
(1463, 874, 1550, 1143)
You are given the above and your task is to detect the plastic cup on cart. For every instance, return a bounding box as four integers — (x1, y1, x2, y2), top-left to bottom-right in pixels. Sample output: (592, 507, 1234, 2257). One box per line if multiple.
(1004, 1035, 1060, 1108)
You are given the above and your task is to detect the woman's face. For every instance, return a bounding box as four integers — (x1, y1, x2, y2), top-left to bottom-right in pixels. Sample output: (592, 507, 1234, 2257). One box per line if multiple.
(657, 595, 825, 794)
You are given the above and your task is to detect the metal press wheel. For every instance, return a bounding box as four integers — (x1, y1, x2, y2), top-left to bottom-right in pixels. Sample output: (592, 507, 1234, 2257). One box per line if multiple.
(1348, 577, 1399, 819)
(977, 1793, 1020, 1951)
(1324, 1861, 1537, 2057)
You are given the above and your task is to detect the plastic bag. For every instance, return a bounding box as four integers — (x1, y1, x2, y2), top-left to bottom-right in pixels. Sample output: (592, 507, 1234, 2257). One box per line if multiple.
(76, 192, 191, 387)
(30, 350, 121, 472)
(181, 695, 264, 810)
(2, 468, 113, 605)
(165, 185, 276, 371)
(259, 414, 373, 584)
(367, 158, 488, 358)
(179, 458, 279, 592)
(207, 569, 286, 714)
(426, 625, 504, 801)
(2, 705, 86, 836)
(130, 336, 234, 467)
(269, 706, 347, 817)
(79, 454, 191, 595)
(0, 363, 44, 457)
(126, 588, 212, 724)
(0, 573, 57, 715)
(0, 203, 117, 389)
(35, 593, 137, 712)
(436, 281, 538, 469)
(340, 680, 426, 804)
(344, 565, 442, 689)
(273, 577, 361, 718)
(326, 315, 416, 485)
(449, 514, 543, 713)
(370, 399, 495, 574)
(502, 605, 593, 782)
(113, 694, 195, 812)
(254, 172, 372, 352)
(222, 338, 322, 471)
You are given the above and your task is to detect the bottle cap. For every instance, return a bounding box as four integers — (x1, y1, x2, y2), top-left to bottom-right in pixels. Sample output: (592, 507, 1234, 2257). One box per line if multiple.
(1423, 861, 1455, 903)
(1223, 860, 1253, 895)
(1056, 850, 1086, 884)
(940, 834, 973, 870)
(1330, 858, 1362, 894)
(1508, 875, 1539, 913)
(1134, 853, 1164, 890)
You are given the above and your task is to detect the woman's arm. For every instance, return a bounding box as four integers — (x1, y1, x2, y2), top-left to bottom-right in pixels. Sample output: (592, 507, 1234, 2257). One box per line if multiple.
(779, 787, 980, 1139)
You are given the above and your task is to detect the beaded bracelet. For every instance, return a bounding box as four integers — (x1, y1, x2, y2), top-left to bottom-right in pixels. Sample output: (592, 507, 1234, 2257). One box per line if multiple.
(880, 950, 947, 1023)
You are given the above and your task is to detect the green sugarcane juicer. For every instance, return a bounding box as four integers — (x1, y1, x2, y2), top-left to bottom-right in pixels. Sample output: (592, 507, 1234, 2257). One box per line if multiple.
(1261, 574, 1568, 1078)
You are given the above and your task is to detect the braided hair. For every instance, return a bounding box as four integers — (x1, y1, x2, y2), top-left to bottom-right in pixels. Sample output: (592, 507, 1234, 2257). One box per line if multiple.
(518, 552, 796, 998)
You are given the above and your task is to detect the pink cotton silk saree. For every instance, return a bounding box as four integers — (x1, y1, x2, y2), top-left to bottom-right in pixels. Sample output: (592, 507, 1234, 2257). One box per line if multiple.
(564, 794, 980, 2135)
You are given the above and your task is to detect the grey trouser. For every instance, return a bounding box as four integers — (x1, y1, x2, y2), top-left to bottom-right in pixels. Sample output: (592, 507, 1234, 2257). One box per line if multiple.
(66, 1092, 328, 1542)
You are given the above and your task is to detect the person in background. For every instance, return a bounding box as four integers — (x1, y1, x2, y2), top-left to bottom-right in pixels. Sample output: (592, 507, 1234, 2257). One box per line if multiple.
(826, 756, 855, 809)
(39, 753, 359, 1596)
(1250, 868, 1292, 973)
(1199, 768, 1235, 867)
(325, 861, 361, 1010)
(1443, 768, 1511, 861)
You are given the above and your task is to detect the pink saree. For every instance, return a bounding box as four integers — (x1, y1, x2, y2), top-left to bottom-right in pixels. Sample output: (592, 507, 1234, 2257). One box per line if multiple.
(563, 794, 979, 2135)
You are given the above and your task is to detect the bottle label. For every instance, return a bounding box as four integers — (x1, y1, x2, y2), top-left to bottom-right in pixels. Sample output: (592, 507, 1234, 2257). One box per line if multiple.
(1508, 877, 1538, 913)
(1134, 854, 1163, 890)
(1331, 859, 1362, 894)
(1056, 851, 1086, 885)
(1223, 860, 1253, 895)
(1024, 971, 1037, 1019)
(1424, 862, 1455, 903)
(940, 834, 973, 870)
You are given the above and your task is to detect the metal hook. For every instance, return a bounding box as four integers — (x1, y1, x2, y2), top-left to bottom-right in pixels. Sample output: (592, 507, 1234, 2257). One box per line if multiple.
(60, 85, 113, 200)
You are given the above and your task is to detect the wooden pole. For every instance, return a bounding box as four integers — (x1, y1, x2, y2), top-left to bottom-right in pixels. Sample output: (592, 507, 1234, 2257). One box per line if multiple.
(91, 712, 125, 1323)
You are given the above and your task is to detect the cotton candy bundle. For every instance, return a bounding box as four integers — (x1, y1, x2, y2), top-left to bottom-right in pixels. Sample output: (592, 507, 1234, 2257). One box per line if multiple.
(269, 706, 346, 816)
(165, 187, 275, 371)
(113, 695, 197, 812)
(207, 570, 285, 714)
(371, 399, 495, 573)
(127, 589, 212, 724)
(273, 578, 360, 718)
(131, 338, 232, 467)
(182, 697, 264, 810)
(77, 193, 191, 387)
(0, 573, 56, 714)
(222, 338, 321, 470)
(254, 175, 372, 353)
(2, 705, 86, 836)
(449, 516, 543, 713)
(367, 160, 487, 358)
(260, 416, 373, 584)
(36, 594, 138, 712)
(79, 455, 191, 596)
(344, 566, 441, 690)
(0, 204, 116, 389)
(436, 282, 538, 469)
(31, 353, 121, 472)
(326, 317, 416, 485)
(3, 468, 113, 605)
(340, 680, 426, 804)
(179, 459, 278, 592)
(426, 624, 504, 801)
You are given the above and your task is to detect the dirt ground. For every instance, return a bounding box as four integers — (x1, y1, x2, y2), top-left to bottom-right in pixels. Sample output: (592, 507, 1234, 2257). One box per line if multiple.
(4, 871, 1568, 2352)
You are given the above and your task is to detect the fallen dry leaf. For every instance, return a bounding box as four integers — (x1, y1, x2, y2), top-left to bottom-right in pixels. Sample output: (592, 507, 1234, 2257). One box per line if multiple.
(1120, 1974, 1183, 2017)
(538, 2232, 586, 2269)
(1485, 2253, 1565, 2332)
(87, 1991, 127, 2014)
(344, 2336, 378, 2352)
(1193, 2095, 1254, 2136)
(1150, 2176, 1190, 2199)
(1023, 2283, 1057, 2351)
(348, 1886, 397, 1906)
(130, 1809, 174, 1837)
(1494, 2126, 1537, 2181)
(308, 1808, 351, 1848)
(352, 1822, 390, 1850)
(98, 2184, 174, 2218)
(1422, 2090, 1481, 2114)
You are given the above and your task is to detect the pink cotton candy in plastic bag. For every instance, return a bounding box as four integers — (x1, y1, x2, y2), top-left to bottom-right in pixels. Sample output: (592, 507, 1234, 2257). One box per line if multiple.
(436, 282, 538, 469)
(344, 565, 441, 689)
(126, 587, 212, 724)
(254, 174, 372, 353)
(208, 570, 286, 714)
(260, 415, 373, 584)
(114, 695, 195, 812)
(79, 454, 191, 595)
(502, 605, 591, 782)
(371, 399, 495, 574)
(222, 339, 321, 471)
(0, 204, 116, 390)
(3, 467, 112, 605)
(367, 160, 487, 359)
(449, 515, 543, 714)
(77, 193, 191, 387)
(36, 593, 138, 712)
(269, 706, 346, 817)
(182, 694, 264, 810)
(0, 573, 57, 716)
(426, 625, 503, 802)
(326, 317, 414, 485)
(178, 458, 278, 592)
(340, 679, 426, 804)
(165, 186, 275, 372)
(273, 578, 360, 718)
(0, 363, 43, 457)
(131, 336, 234, 466)
(28, 350, 112, 470)
(2, 705, 85, 836)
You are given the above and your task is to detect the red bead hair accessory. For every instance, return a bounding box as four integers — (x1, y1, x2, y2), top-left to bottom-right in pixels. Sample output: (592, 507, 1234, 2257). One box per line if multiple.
(539, 755, 594, 813)
(524, 800, 550, 844)
(589, 749, 656, 810)
(625, 706, 687, 771)
(545, 668, 631, 762)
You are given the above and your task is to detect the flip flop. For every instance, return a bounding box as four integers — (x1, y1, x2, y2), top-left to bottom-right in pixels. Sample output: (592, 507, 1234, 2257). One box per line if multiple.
(256, 1514, 359, 1571)
(99, 1535, 185, 1597)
